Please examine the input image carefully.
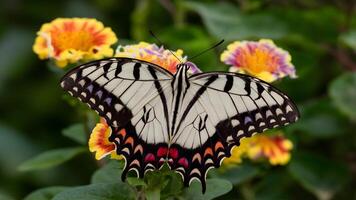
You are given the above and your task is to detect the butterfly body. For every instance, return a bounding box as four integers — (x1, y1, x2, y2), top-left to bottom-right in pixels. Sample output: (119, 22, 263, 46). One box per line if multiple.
(61, 57, 299, 192)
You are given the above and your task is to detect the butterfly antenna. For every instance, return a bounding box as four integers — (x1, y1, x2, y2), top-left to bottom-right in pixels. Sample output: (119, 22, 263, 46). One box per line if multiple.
(149, 30, 182, 63)
(190, 40, 224, 60)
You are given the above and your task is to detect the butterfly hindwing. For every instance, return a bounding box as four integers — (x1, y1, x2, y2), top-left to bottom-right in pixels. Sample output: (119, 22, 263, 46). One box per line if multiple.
(167, 72, 299, 191)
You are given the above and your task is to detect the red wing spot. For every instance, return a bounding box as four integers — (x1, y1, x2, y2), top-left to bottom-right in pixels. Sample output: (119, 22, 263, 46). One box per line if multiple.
(178, 157, 189, 168)
(157, 147, 168, 157)
(144, 153, 155, 162)
(169, 148, 179, 159)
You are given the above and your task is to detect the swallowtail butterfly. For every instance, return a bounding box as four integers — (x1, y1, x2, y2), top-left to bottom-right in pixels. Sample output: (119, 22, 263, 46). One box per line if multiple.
(60, 57, 299, 192)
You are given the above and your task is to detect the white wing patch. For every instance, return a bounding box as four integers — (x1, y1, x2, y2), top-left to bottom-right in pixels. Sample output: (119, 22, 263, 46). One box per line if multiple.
(172, 73, 299, 149)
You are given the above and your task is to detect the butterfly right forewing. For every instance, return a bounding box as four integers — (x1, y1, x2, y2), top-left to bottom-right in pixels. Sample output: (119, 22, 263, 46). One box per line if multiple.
(166, 72, 299, 192)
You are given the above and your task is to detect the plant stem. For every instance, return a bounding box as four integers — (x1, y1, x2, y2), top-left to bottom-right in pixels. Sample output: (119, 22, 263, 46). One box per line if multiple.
(240, 182, 255, 200)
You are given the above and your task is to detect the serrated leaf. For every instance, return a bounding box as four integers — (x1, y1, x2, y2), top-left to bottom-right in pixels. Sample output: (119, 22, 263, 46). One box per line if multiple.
(24, 186, 69, 200)
(288, 152, 350, 200)
(62, 123, 87, 145)
(185, 1, 287, 40)
(91, 160, 124, 184)
(182, 178, 233, 200)
(53, 183, 135, 200)
(329, 72, 356, 120)
(18, 147, 86, 171)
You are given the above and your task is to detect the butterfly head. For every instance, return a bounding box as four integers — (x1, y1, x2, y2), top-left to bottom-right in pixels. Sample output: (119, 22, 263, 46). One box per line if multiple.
(176, 63, 189, 71)
(176, 62, 198, 75)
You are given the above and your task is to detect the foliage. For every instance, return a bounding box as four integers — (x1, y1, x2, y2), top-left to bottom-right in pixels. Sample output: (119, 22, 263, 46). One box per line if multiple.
(0, 0, 355, 199)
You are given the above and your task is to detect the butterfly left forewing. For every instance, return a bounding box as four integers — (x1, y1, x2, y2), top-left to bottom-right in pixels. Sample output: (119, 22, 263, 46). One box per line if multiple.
(60, 57, 173, 128)
(60, 57, 173, 179)
(168, 72, 299, 192)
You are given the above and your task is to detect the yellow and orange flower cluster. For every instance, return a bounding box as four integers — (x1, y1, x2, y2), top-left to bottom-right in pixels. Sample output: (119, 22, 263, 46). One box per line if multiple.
(223, 133, 293, 166)
(221, 39, 296, 82)
(33, 18, 117, 67)
(88, 118, 121, 160)
(115, 42, 200, 74)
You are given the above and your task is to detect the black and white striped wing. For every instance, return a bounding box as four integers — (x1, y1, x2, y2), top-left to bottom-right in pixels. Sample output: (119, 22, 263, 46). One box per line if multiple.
(60, 57, 173, 178)
(168, 72, 299, 192)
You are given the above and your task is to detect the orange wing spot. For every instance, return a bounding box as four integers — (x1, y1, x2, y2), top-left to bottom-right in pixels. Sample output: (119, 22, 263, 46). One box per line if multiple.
(215, 141, 224, 151)
(204, 147, 213, 157)
(125, 137, 134, 146)
(119, 129, 127, 137)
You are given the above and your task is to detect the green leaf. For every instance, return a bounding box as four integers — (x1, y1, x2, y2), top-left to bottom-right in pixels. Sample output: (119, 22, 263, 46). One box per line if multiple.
(293, 98, 349, 138)
(211, 163, 259, 185)
(329, 72, 356, 120)
(53, 183, 135, 200)
(340, 29, 356, 50)
(0, 28, 34, 93)
(0, 125, 39, 176)
(91, 160, 124, 184)
(144, 171, 165, 200)
(185, 1, 287, 40)
(62, 123, 87, 145)
(127, 177, 147, 187)
(160, 171, 184, 198)
(288, 152, 350, 200)
(182, 178, 233, 200)
(24, 186, 69, 200)
(18, 147, 86, 171)
(254, 171, 293, 200)
(0, 192, 15, 200)
(146, 187, 160, 200)
(158, 25, 223, 72)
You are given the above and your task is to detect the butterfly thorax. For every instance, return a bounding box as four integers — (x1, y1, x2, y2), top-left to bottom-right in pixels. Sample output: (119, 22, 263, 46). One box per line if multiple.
(170, 64, 190, 137)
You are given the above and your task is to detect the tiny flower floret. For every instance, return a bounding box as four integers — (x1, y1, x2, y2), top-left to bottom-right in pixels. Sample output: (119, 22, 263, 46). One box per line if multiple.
(115, 42, 200, 74)
(223, 133, 293, 166)
(33, 18, 117, 67)
(89, 118, 122, 160)
(221, 39, 296, 82)
(249, 134, 293, 165)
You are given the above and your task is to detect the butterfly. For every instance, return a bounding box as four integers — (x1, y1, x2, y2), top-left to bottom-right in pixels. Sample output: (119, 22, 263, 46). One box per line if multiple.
(60, 57, 299, 192)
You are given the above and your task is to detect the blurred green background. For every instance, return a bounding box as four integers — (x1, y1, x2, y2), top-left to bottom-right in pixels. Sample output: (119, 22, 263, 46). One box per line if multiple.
(0, 0, 355, 199)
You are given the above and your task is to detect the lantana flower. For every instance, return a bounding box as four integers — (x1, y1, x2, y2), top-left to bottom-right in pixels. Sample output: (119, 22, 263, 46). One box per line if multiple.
(33, 18, 117, 67)
(222, 137, 250, 166)
(115, 42, 201, 74)
(89, 118, 122, 160)
(223, 133, 293, 166)
(221, 39, 296, 82)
